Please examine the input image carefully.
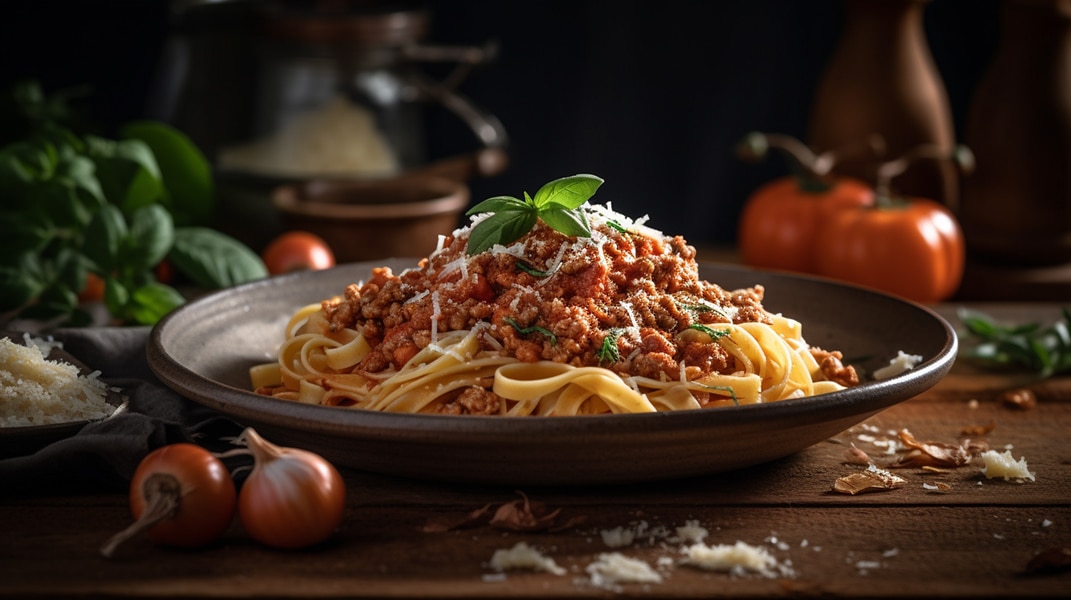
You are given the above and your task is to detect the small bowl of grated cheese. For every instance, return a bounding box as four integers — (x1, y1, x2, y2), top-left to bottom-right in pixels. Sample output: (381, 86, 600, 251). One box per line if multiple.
(0, 332, 127, 456)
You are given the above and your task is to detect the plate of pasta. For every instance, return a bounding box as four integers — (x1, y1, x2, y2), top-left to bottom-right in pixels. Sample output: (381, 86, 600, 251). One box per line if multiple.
(148, 179, 956, 485)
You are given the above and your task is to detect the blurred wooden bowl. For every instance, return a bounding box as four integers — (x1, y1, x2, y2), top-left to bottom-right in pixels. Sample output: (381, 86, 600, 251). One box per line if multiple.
(273, 177, 470, 262)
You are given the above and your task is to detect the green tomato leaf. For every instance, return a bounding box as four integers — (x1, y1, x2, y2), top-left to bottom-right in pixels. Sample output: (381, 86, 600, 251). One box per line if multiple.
(538, 206, 591, 238)
(531, 174, 604, 209)
(169, 227, 268, 289)
(122, 121, 214, 226)
(125, 204, 174, 270)
(466, 210, 538, 255)
(83, 203, 128, 272)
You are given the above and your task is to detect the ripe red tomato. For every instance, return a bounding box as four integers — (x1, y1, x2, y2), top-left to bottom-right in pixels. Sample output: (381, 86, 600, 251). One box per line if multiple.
(262, 232, 336, 275)
(128, 443, 237, 548)
(738, 176, 874, 273)
(814, 197, 965, 303)
(77, 273, 106, 303)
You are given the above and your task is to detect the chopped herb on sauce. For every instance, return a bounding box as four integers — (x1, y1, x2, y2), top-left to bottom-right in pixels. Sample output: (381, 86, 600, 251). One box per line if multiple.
(504, 317, 557, 346)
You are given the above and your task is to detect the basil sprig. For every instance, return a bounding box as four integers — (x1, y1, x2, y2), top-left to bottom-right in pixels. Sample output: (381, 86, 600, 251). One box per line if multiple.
(958, 307, 1071, 378)
(465, 174, 604, 255)
(0, 81, 267, 326)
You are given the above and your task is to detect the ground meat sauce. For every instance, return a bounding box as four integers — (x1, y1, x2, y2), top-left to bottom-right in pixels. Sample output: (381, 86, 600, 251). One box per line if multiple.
(320, 206, 857, 413)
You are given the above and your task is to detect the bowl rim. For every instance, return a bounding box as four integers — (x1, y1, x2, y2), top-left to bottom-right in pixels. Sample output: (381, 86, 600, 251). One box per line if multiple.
(273, 176, 470, 219)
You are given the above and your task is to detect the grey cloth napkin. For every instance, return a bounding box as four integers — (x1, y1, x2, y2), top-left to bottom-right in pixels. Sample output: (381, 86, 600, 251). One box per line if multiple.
(0, 326, 243, 494)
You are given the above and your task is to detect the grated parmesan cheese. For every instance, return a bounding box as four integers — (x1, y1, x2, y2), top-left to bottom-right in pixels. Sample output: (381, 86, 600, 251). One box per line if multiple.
(680, 541, 789, 578)
(1, 336, 115, 427)
(873, 351, 923, 380)
(586, 552, 662, 587)
(600, 526, 637, 548)
(980, 449, 1036, 481)
(488, 542, 566, 575)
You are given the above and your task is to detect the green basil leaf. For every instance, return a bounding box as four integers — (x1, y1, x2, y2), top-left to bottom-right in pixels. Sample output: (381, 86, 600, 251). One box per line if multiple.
(465, 195, 528, 216)
(538, 206, 591, 238)
(0, 255, 45, 311)
(0, 142, 53, 192)
(125, 281, 185, 325)
(122, 121, 214, 226)
(18, 284, 77, 321)
(103, 276, 129, 317)
(531, 174, 603, 209)
(87, 136, 164, 213)
(466, 210, 538, 255)
(56, 153, 105, 210)
(83, 203, 128, 272)
(169, 227, 268, 289)
(0, 211, 51, 257)
(53, 246, 88, 292)
(124, 204, 174, 270)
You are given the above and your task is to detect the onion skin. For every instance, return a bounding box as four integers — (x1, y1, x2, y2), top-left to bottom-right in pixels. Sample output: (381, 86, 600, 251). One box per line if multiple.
(238, 428, 346, 549)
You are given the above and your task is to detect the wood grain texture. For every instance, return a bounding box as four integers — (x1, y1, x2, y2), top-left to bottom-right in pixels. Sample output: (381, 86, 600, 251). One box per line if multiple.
(2, 303, 1068, 598)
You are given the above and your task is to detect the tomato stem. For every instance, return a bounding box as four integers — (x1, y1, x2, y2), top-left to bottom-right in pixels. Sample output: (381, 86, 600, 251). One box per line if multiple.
(874, 144, 975, 208)
(737, 131, 884, 193)
(99, 473, 182, 558)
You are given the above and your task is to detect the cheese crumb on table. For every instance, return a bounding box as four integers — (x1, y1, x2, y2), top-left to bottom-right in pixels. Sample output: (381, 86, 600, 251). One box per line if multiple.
(680, 541, 792, 578)
(585, 552, 663, 587)
(980, 449, 1036, 481)
(488, 542, 566, 575)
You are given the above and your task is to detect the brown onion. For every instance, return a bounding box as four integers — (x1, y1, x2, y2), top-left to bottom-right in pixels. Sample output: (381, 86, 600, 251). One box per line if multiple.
(235, 428, 346, 549)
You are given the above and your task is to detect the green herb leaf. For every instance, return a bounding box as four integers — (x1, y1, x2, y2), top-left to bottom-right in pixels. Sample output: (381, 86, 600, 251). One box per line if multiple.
(538, 206, 591, 238)
(503, 316, 557, 346)
(531, 174, 604, 209)
(700, 384, 740, 406)
(83, 203, 128, 272)
(464, 174, 604, 254)
(122, 121, 214, 226)
(465, 195, 530, 216)
(516, 260, 559, 278)
(125, 204, 174, 270)
(958, 307, 1071, 378)
(466, 209, 538, 255)
(689, 323, 731, 341)
(169, 227, 268, 289)
(124, 281, 186, 325)
(597, 328, 624, 364)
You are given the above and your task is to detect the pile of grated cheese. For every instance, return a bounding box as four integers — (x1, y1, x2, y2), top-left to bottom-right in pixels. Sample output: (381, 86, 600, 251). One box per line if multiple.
(0, 335, 114, 427)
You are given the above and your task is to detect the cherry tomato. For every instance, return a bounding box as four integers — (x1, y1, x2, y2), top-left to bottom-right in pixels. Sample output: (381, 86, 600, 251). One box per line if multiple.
(77, 273, 106, 303)
(814, 197, 965, 303)
(154, 259, 174, 284)
(101, 443, 237, 556)
(262, 232, 336, 275)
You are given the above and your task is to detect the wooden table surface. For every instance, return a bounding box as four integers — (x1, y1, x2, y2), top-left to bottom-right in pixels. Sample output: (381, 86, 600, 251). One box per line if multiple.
(2, 303, 1069, 599)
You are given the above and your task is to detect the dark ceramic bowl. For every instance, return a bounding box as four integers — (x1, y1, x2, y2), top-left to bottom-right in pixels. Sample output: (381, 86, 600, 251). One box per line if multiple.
(147, 261, 956, 486)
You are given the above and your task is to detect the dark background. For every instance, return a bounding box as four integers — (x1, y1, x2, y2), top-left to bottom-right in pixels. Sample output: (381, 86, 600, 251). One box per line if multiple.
(0, 0, 1000, 249)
